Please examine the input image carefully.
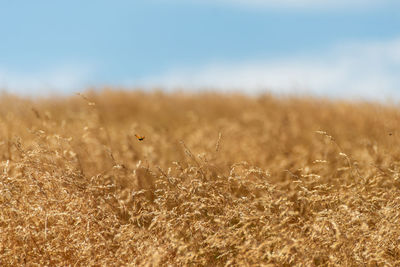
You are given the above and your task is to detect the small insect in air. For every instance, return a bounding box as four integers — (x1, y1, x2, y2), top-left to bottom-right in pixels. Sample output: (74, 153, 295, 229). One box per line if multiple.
(135, 134, 145, 141)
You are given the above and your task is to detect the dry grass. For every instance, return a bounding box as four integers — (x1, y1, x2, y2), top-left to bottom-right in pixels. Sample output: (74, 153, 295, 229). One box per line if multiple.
(1, 90, 400, 266)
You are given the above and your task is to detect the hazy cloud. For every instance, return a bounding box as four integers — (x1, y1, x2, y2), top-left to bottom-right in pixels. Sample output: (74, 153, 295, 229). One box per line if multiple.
(136, 38, 400, 101)
(0, 66, 93, 96)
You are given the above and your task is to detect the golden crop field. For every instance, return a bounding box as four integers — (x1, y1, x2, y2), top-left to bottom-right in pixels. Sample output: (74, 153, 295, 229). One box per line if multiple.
(1, 90, 400, 266)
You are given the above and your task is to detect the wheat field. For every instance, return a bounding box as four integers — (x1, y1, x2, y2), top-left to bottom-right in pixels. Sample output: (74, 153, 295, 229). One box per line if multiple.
(1, 90, 400, 266)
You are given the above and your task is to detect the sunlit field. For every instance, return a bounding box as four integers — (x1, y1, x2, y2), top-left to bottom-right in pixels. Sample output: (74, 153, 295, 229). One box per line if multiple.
(1, 90, 400, 266)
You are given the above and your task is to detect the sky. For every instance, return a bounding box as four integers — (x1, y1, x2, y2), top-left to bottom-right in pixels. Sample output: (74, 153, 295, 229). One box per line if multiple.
(0, 0, 399, 100)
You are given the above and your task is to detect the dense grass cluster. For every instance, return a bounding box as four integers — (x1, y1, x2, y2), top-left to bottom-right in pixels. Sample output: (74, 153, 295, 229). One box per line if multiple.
(1, 90, 400, 266)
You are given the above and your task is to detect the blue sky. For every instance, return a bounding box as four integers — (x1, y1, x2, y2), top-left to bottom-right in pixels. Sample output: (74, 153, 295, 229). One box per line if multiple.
(0, 0, 399, 99)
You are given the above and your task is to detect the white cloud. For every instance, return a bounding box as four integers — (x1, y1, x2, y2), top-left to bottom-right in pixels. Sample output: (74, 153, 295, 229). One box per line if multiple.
(160, 0, 398, 10)
(221, 0, 393, 9)
(135, 38, 400, 101)
(0, 65, 93, 96)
